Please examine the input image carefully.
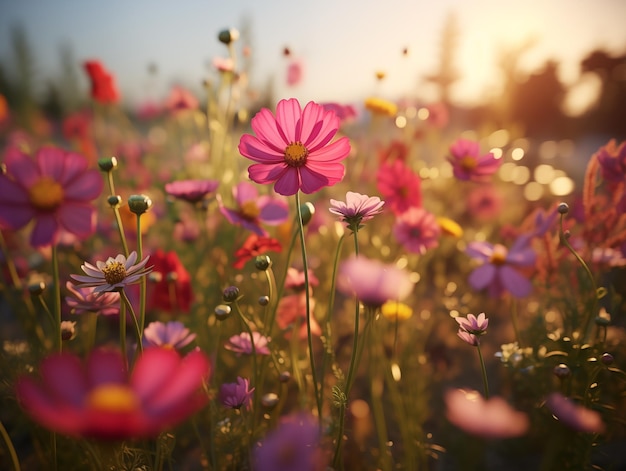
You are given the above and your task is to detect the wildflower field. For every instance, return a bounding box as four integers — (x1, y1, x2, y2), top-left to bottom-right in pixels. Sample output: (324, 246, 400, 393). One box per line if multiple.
(1, 24, 626, 471)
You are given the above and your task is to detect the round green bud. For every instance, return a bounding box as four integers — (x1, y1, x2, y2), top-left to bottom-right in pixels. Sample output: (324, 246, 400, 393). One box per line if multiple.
(255, 255, 272, 271)
(107, 195, 122, 208)
(223, 286, 240, 302)
(214, 304, 232, 321)
(98, 157, 118, 172)
(300, 202, 315, 225)
(557, 202, 569, 214)
(28, 281, 46, 296)
(218, 28, 240, 45)
(258, 295, 270, 306)
(128, 194, 153, 215)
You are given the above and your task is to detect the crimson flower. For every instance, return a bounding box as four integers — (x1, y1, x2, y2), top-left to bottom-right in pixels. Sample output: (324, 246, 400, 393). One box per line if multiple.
(376, 160, 422, 215)
(147, 249, 193, 313)
(83, 61, 120, 104)
(448, 138, 501, 182)
(16, 347, 210, 439)
(233, 234, 282, 269)
(238, 98, 351, 195)
(0, 146, 103, 247)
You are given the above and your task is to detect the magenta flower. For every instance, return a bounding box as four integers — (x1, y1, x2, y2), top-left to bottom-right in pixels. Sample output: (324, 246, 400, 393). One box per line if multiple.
(594, 139, 626, 184)
(456, 312, 489, 335)
(0, 146, 103, 247)
(70, 251, 152, 294)
(65, 281, 120, 316)
(545, 393, 605, 433)
(284, 267, 319, 291)
(448, 138, 501, 182)
(225, 332, 271, 356)
(392, 207, 441, 254)
(219, 377, 255, 410)
(320, 102, 357, 123)
(218, 182, 289, 236)
(165, 179, 219, 204)
(445, 389, 529, 438)
(376, 160, 422, 216)
(143, 321, 196, 350)
(16, 347, 210, 439)
(253, 412, 324, 471)
(329, 191, 384, 231)
(238, 98, 351, 196)
(337, 255, 414, 308)
(466, 237, 536, 298)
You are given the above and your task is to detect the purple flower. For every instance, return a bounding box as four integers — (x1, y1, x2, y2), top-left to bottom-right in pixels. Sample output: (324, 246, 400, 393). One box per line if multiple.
(329, 191, 384, 231)
(253, 412, 324, 471)
(337, 255, 414, 308)
(225, 332, 271, 356)
(143, 321, 196, 350)
(456, 312, 489, 335)
(70, 251, 152, 294)
(448, 138, 501, 182)
(594, 139, 626, 184)
(65, 281, 120, 316)
(218, 182, 289, 236)
(164, 179, 219, 204)
(219, 377, 255, 410)
(545, 393, 605, 433)
(466, 237, 536, 298)
(392, 207, 441, 254)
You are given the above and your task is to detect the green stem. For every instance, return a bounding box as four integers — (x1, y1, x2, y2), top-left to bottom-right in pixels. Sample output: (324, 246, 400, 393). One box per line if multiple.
(119, 295, 127, 370)
(233, 300, 259, 434)
(51, 245, 62, 352)
(0, 419, 20, 471)
(295, 192, 322, 423)
(106, 171, 129, 257)
(136, 215, 147, 337)
(120, 290, 143, 366)
(369, 316, 391, 471)
(476, 343, 490, 399)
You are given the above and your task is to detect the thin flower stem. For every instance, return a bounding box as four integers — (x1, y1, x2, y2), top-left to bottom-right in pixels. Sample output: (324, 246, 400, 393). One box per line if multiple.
(119, 295, 127, 370)
(369, 315, 392, 471)
(35, 294, 56, 335)
(233, 301, 259, 426)
(105, 171, 129, 257)
(262, 267, 277, 333)
(0, 419, 20, 471)
(476, 343, 490, 399)
(295, 192, 323, 423)
(119, 290, 143, 365)
(343, 230, 363, 395)
(51, 245, 62, 353)
(136, 214, 147, 338)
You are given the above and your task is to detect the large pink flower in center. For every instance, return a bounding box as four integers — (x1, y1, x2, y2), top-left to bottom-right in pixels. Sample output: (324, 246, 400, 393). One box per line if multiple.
(238, 98, 351, 196)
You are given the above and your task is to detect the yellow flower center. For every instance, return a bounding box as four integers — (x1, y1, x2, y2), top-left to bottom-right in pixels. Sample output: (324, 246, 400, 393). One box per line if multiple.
(460, 156, 477, 170)
(490, 244, 508, 266)
(102, 261, 127, 285)
(28, 177, 65, 211)
(86, 384, 138, 413)
(240, 200, 260, 220)
(381, 301, 413, 320)
(284, 142, 308, 167)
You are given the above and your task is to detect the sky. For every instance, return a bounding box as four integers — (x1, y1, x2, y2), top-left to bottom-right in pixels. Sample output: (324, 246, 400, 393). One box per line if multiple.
(1, 0, 626, 110)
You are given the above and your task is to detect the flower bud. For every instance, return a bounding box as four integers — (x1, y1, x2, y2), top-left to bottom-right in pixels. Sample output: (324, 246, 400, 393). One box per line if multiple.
(218, 28, 240, 45)
(61, 321, 77, 341)
(255, 255, 271, 271)
(258, 295, 270, 306)
(166, 272, 179, 282)
(261, 393, 279, 409)
(98, 157, 118, 172)
(148, 272, 163, 283)
(107, 195, 122, 208)
(223, 286, 240, 302)
(28, 281, 46, 296)
(214, 304, 232, 321)
(601, 353, 614, 365)
(595, 315, 611, 327)
(553, 363, 571, 379)
(299, 202, 315, 225)
(279, 371, 291, 383)
(557, 203, 569, 214)
(128, 194, 153, 215)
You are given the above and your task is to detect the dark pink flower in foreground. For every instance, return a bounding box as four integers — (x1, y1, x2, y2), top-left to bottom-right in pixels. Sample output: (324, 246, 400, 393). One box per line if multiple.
(238, 98, 351, 195)
(218, 182, 289, 236)
(546, 393, 605, 433)
(254, 412, 324, 471)
(466, 237, 536, 298)
(143, 321, 196, 350)
(16, 347, 210, 439)
(376, 160, 422, 215)
(225, 332, 271, 356)
(337, 255, 414, 308)
(219, 377, 255, 410)
(392, 207, 441, 254)
(0, 146, 103, 247)
(594, 139, 626, 184)
(445, 389, 529, 438)
(329, 191, 384, 231)
(65, 281, 120, 316)
(165, 179, 219, 204)
(448, 138, 501, 182)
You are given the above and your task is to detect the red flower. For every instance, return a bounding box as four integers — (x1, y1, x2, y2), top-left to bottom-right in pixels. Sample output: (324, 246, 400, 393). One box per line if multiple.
(148, 250, 193, 313)
(233, 234, 282, 269)
(83, 61, 120, 104)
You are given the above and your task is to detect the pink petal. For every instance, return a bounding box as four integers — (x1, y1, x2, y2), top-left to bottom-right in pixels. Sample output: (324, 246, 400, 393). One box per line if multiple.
(30, 215, 59, 247)
(499, 266, 533, 297)
(0, 202, 36, 230)
(248, 163, 290, 186)
(86, 350, 127, 387)
(239, 135, 285, 163)
(5, 148, 40, 187)
(275, 98, 302, 142)
(308, 137, 351, 163)
(0, 175, 30, 204)
(250, 108, 288, 150)
(57, 204, 95, 239)
(234, 182, 258, 206)
(131, 348, 182, 399)
(40, 353, 88, 406)
(63, 169, 103, 200)
(299, 102, 326, 145)
(58, 152, 88, 184)
(273, 168, 301, 196)
(469, 264, 496, 291)
(305, 112, 340, 152)
(36, 146, 67, 181)
(258, 198, 289, 224)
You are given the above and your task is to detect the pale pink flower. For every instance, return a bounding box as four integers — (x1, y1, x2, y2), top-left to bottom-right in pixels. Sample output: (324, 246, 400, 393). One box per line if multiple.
(70, 251, 152, 294)
(392, 207, 441, 254)
(329, 191, 384, 230)
(546, 393, 605, 433)
(65, 281, 120, 316)
(225, 332, 270, 356)
(456, 312, 489, 335)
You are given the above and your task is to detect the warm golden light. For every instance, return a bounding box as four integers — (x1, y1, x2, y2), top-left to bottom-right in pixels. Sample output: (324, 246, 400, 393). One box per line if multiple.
(550, 176, 575, 195)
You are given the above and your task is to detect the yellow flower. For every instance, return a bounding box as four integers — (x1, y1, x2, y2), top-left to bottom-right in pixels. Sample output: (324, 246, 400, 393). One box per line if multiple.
(364, 97, 397, 117)
(381, 301, 413, 320)
(437, 217, 463, 238)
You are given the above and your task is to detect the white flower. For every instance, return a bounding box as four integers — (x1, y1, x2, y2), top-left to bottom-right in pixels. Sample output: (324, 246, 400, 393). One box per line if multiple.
(70, 251, 152, 293)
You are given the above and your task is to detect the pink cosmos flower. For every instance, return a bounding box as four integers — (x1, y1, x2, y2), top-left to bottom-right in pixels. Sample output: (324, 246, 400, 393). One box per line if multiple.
(218, 182, 289, 236)
(16, 347, 210, 439)
(545, 393, 605, 433)
(457, 330, 479, 346)
(376, 160, 422, 215)
(445, 389, 529, 438)
(143, 321, 196, 350)
(276, 293, 322, 340)
(164, 85, 199, 113)
(448, 138, 501, 182)
(594, 139, 626, 185)
(65, 281, 120, 316)
(320, 102, 357, 123)
(329, 191, 384, 231)
(165, 179, 219, 204)
(219, 377, 255, 410)
(337, 256, 414, 308)
(466, 237, 536, 298)
(253, 412, 324, 471)
(392, 207, 441, 254)
(213, 56, 235, 73)
(70, 251, 152, 294)
(286, 59, 304, 87)
(0, 146, 103, 247)
(467, 185, 503, 220)
(238, 98, 351, 196)
(456, 312, 489, 335)
(284, 267, 319, 291)
(225, 332, 271, 356)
